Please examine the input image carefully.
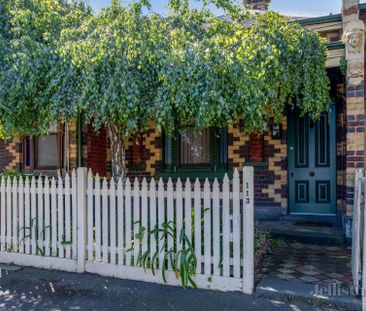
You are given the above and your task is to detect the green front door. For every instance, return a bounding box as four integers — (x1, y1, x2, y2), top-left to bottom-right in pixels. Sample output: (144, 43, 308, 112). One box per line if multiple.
(288, 104, 336, 215)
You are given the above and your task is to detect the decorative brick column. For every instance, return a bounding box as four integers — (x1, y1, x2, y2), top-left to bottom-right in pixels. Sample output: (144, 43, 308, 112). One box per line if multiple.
(342, 0, 365, 225)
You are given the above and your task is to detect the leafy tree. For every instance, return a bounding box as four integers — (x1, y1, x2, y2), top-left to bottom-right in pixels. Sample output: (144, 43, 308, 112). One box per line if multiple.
(0, 0, 329, 180)
(61, 0, 168, 179)
(0, 0, 91, 137)
(156, 7, 329, 133)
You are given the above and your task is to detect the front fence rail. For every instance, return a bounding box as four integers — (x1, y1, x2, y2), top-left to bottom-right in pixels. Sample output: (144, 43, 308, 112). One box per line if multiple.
(0, 167, 254, 294)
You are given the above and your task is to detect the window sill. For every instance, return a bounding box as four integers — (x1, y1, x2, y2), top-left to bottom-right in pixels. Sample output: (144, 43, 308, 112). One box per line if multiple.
(244, 162, 269, 167)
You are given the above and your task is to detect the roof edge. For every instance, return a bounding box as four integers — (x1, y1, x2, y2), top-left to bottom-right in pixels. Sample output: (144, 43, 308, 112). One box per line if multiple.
(296, 14, 342, 26)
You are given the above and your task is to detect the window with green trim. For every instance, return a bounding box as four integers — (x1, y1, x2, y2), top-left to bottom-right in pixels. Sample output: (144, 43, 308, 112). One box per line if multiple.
(163, 127, 228, 173)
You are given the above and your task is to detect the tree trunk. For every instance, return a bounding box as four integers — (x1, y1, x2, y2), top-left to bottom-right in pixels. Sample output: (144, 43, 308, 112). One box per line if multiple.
(108, 124, 127, 183)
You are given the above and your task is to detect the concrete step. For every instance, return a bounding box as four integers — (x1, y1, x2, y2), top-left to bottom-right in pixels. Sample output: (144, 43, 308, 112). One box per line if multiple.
(260, 220, 345, 246)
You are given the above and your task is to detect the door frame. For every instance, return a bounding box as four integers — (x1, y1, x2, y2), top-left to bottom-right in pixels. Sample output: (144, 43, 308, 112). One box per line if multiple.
(287, 103, 337, 216)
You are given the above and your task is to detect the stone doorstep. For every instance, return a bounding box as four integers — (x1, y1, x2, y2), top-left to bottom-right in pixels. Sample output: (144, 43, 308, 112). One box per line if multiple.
(256, 277, 361, 311)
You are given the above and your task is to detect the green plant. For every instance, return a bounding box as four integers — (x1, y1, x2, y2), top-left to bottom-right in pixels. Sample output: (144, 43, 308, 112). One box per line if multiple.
(1, 171, 26, 179)
(18, 217, 72, 256)
(18, 217, 50, 256)
(254, 224, 279, 256)
(128, 220, 197, 289)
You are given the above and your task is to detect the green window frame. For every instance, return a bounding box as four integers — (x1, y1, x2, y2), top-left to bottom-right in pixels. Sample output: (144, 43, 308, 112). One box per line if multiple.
(161, 127, 228, 178)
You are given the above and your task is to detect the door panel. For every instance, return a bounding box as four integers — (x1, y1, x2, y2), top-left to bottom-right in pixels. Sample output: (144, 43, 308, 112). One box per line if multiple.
(288, 104, 336, 215)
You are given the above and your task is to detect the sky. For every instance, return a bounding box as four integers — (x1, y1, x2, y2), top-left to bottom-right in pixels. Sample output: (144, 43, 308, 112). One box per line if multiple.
(86, 0, 366, 17)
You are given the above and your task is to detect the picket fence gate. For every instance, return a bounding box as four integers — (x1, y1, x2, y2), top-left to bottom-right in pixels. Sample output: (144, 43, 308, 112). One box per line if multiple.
(353, 169, 366, 310)
(0, 167, 254, 294)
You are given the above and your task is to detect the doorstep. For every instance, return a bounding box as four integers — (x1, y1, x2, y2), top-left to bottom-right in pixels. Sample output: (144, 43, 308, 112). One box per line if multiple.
(259, 220, 344, 246)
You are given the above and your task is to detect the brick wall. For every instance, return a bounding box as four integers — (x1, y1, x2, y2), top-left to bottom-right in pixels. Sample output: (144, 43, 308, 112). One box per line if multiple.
(228, 118, 287, 209)
(86, 125, 108, 177)
(0, 139, 22, 172)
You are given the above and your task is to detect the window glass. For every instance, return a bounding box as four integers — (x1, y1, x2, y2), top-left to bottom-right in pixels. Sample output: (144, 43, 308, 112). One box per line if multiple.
(36, 134, 58, 168)
(180, 128, 211, 166)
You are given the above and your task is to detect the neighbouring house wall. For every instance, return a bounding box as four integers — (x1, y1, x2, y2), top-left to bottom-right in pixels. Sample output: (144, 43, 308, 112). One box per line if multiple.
(342, 0, 365, 237)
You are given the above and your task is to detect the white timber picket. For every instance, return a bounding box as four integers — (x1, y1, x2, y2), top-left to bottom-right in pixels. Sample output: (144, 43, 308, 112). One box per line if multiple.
(362, 175, 366, 311)
(37, 177, 44, 253)
(233, 169, 240, 278)
(0, 177, 5, 251)
(57, 177, 65, 258)
(65, 174, 71, 259)
(157, 178, 164, 268)
(6, 177, 11, 250)
(167, 178, 174, 269)
(212, 178, 220, 276)
(110, 179, 116, 265)
(44, 177, 50, 257)
(31, 177, 37, 255)
(141, 178, 148, 258)
(184, 179, 192, 244)
(102, 178, 109, 263)
(87, 170, 94, 261)
(71, 170, 77, 259)
(57, 176, 65, 258)
(76, 167, 87, 273)
(125, 178, 132, 265)
(243, 166, 254, 294)
(95, 174, 101, 262)
(133, 178, 140, 266)
(24, 177, 30, 254)
(12, 178, 18, 251)
(0, 167, 257, 294)
(117, 178, 124, 265)
(50, 178, 57, 256)
(203, 179, 211, 275)
(194, 178, 201, 274)
(18, 177, 24, 254)
(222, 174, 230, 277)
(149, 178, 157, 266)
(176, 178, 183, 252)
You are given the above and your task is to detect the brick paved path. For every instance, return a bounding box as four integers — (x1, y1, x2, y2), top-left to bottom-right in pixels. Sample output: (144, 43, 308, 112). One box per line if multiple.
(257, 241, 352, 287)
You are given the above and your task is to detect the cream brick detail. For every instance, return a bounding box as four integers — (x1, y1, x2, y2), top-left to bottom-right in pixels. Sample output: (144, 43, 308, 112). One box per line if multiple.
(262, 117, 288, 208)
(5, 140, 21, 171)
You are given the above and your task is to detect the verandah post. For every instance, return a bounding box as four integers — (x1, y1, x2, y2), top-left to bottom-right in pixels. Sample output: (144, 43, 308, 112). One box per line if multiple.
(243, 166, 254, 294)
(77, 167, 88, 273)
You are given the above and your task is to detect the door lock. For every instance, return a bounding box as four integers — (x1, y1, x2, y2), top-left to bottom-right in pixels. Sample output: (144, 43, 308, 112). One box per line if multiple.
(309, 171, 315, 177)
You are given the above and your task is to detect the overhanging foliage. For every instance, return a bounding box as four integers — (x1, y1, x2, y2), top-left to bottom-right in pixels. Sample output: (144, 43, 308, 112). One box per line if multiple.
(0, 0, 330, 177)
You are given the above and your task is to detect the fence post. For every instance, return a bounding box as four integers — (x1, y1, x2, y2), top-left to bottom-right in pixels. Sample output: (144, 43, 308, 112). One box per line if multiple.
(77, 167, 87, 273)
(362, 173, 366, 311)
(243, 166, 254, 294)
(352, 169, 362, 294)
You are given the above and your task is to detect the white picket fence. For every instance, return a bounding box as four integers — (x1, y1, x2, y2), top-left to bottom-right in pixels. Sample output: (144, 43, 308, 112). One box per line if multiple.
(352, 169, 366, 310)
(0, 167, 254, 294)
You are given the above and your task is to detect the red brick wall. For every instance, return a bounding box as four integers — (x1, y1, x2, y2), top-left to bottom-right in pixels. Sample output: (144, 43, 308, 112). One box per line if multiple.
(249, 134, 264, 162)
(87, 126, 107, 176)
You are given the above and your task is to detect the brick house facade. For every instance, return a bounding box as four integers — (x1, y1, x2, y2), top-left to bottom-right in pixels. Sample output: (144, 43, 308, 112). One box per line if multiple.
(0, 1, 365, 238)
